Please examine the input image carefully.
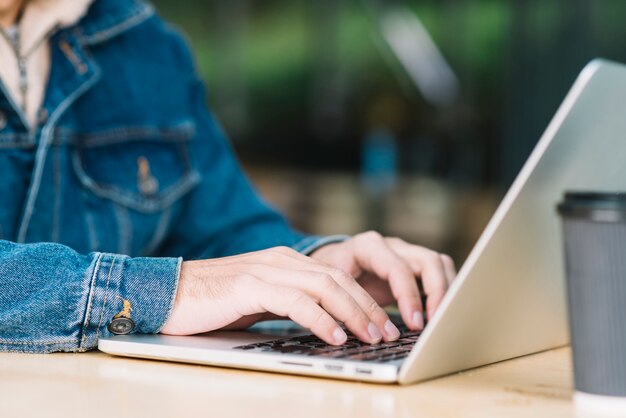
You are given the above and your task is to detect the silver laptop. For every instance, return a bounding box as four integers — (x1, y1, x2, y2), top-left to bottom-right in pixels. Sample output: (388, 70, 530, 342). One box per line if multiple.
(99, 59, 626, 384)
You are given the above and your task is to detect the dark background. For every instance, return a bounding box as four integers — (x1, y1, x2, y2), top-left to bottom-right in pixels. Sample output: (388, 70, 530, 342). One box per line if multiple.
(152, 0, 626, 262)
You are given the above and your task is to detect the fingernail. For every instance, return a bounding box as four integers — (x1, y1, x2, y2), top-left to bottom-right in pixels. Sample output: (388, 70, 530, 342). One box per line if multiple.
(333, 327, 347, 345)
(368, 322, 383, 343)
(384, 320, 400, 340)
(412, 311, 424, 330)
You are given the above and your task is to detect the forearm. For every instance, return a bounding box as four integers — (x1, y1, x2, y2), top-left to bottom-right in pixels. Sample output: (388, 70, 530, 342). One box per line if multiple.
(0, 240, 180, 353)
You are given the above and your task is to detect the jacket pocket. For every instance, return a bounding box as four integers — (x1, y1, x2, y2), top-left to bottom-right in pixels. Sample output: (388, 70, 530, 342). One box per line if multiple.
(70, 122, 200, 214)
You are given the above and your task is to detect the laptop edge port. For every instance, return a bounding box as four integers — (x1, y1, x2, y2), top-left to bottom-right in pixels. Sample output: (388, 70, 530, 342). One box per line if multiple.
(325, 364, 344, 372)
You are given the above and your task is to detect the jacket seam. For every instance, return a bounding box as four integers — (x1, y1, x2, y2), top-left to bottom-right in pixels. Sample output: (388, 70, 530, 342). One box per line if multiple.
(79, 252, 104, 348)
(94, 255, 118, 342)
(0, 339, 76, 345)
(0, 133, 34, 142)
(155, 256, 183, 334)
(77, 4, 153, 46)
(57, 123, 196, 147)
(72, 150, 201, 213)
(16, 61, 102, 243)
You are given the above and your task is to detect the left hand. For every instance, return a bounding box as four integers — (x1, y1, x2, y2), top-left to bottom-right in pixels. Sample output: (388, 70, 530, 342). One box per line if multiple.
(310, 231, 457, 331)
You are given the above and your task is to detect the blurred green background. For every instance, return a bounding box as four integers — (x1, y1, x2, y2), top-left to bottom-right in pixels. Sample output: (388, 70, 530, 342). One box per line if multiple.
(152, 0, 626, 262)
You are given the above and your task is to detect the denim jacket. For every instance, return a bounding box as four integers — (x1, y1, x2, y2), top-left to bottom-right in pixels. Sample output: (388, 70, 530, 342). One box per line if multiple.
(0, 0, 344, 353)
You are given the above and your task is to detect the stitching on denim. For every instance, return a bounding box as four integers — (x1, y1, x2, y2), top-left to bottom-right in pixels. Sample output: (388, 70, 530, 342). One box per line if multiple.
(0, 339, 76, 345)
(69, 124, 196, 148)
(92, 171, 201, 212)
(73, 146, 201, 213)
(0, 133, 33, 142)
(155, 257, 183, 334)
(0, 131, 36, 148)
(70, 137, 201, 213)
(177, 137, 194, 170)
(1, 347, 64, 354)
(141, 207, 171, 256)
(80, 253, 104, 348)
(94, 255, 118, 342)
(16, 62, 102, 243)
(78, 4, 154, 46)
(0, 143, 36, 150)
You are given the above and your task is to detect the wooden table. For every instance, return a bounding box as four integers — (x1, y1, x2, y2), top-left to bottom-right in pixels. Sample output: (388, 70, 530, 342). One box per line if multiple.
(0, 347, 576, 417)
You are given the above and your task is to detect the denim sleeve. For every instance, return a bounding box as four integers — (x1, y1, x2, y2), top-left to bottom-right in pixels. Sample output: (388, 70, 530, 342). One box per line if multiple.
(158, 29, 348, 259)
(0, 240, 180, 353)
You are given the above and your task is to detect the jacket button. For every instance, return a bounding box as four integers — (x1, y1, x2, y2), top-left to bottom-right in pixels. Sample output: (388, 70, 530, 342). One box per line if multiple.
(108, 317, 136, 335)
(0, 111, 7, 130)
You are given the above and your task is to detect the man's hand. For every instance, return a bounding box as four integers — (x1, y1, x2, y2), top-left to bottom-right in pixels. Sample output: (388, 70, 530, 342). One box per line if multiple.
(310, 231, 456, 330)
(161, 233, 456, 344)
(161, 246, 400, 345)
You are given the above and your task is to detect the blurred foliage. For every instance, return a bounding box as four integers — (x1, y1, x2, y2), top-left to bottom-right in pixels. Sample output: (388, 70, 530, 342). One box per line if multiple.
(151, 0, 626, 186)
(153, 0, 515, 93)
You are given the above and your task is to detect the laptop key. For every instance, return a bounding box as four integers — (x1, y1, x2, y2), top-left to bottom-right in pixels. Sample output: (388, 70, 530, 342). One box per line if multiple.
(235, 345, 256, 350)
(274, 345, 311, 353)
(341, 347, 377, 356)
(235, 325, 420, 359)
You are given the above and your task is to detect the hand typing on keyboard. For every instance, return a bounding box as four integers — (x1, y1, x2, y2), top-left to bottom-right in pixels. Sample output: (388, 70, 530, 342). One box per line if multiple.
(161, 232, 456, 346)
(235, 321, 422, 363)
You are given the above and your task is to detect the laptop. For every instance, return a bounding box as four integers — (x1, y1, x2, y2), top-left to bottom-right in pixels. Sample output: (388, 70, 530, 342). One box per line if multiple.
(99, 59, 626, 384)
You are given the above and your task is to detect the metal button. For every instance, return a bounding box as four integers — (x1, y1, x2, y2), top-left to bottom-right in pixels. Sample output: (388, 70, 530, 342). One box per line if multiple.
(108, 298, 135, 335)
(137, 156, 159, 196)
(0, 111, 7, 130)
(108, 317, 136, 335)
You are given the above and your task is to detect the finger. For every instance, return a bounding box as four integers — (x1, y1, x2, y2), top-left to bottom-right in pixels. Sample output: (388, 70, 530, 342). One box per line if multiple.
(251, 265, 384, 344)
(441, 254, 457, 286)
(268, 246, 400, 340)
(386, 238, 449, 320)
(324, 268, 400, 341)
(251, 280, 348, 346)
(350, 231, 424, 331)
(236, 246, 395, 341)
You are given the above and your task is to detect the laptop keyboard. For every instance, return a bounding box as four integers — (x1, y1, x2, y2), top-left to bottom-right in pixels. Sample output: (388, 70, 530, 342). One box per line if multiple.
(234, 323, 421, 363)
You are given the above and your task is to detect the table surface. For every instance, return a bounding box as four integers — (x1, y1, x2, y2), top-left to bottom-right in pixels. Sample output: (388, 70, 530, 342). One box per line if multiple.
(0, 346, 577, 418)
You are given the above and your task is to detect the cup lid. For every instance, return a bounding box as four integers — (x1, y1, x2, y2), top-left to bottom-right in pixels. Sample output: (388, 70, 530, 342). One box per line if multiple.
(557, 191, 626, 221)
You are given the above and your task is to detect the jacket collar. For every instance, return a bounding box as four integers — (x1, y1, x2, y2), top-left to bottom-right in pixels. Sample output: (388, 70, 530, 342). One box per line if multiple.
(75, 0, 154, 45)
(17, 0, 93, 56)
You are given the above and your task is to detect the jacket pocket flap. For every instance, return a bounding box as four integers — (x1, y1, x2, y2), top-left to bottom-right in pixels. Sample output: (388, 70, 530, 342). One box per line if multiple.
(71, 122, 200, 213)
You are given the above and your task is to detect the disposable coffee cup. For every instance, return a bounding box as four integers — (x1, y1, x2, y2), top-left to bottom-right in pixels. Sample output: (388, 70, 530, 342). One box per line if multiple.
(557, 192, 626, 414)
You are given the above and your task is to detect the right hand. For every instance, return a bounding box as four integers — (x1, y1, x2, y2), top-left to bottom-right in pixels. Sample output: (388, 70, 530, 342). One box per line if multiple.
(160, 247, 402, 345)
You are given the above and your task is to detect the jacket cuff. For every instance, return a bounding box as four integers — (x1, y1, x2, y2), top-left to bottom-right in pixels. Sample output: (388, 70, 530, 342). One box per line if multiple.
(81, 253, 181, 349)
(292, 235, 351, 256)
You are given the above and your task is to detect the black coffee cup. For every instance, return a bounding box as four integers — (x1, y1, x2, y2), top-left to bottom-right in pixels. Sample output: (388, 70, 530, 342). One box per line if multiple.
(557, 192, 626, 412)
